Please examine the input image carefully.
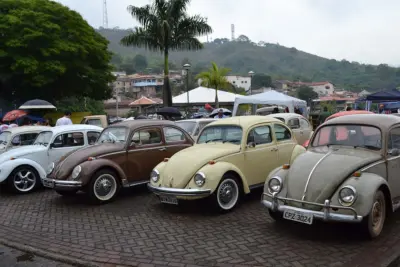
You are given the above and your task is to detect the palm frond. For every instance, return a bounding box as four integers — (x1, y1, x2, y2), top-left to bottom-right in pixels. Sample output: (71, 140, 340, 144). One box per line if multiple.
(120, 27, 162, 52)
(171, 37, 203, 51)
(127, 5, 154, 27)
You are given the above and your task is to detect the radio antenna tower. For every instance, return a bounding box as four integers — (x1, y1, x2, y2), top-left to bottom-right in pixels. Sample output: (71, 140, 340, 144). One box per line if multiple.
(102, 0, 108, 28)
(231, 24, 235, 41)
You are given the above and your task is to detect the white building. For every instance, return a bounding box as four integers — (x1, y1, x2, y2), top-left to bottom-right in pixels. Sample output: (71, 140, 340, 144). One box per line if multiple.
(197, 75, 252, 92)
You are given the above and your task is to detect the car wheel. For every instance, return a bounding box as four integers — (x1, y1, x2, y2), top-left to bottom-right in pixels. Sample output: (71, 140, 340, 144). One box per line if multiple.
(7, 166, 39, 194)
(87, 169, 120, 204)
(55, 190, 78, 197)
(212, 175, 241, 212)
(362, 190, 386, 239)
(268, 209, 284, 221)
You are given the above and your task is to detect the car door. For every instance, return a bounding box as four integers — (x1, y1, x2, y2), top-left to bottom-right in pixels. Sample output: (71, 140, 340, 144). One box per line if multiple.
(273, 123, 296, 166)
(48, 132, 85, 165)
(243, 124, 278, 186)
(387, 127, 400, 202)
(287, 118, 302, 144)
(127, 127, 165, 181)
(299, 118, 312, 144)
(162, 126, 192, 156)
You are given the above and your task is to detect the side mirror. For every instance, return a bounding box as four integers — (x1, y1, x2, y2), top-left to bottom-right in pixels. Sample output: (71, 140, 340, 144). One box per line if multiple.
(388, 148, 400, 157)
(247, 142, 256, 148)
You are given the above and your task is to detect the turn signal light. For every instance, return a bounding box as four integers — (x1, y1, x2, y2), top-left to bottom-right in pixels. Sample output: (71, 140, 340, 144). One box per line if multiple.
(282, 164, 290, 169)
(208, 160, 216, 165)
(353, 171, 361, 177)
(88, 157, 96, 161)
(163, 158, 169, 162)
(10, 157, 15, 160)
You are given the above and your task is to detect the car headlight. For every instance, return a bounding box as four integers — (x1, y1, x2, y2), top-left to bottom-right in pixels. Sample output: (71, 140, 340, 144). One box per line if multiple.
(338, 185, 357, 206)
(268, 176, 282, 193)
(47, 162, 55, 175)
(71, 165, 82, 180)
(194, 172, 206, 187)
(150, 169, 160, 183)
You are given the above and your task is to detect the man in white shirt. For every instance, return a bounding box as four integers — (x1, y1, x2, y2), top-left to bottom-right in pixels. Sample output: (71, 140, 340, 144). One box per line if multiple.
(56, 111, 73, 126)
(214, 109, 228, 119)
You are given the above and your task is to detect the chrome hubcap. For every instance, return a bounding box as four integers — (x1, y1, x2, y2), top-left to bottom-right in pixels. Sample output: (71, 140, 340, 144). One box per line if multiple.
(372, 200, 383, 230)
(14, 170, 36, 192)
(217, 179, 238, 210)
(93, 174, 117, 201)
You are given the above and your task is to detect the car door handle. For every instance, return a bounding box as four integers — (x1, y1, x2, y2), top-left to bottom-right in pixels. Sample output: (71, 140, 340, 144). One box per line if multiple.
(159, 147, 166, 151)
(271, 148, 278, 151)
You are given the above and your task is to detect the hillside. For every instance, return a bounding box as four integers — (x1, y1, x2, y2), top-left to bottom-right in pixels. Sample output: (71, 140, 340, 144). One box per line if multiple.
(99, 28, 400, 91)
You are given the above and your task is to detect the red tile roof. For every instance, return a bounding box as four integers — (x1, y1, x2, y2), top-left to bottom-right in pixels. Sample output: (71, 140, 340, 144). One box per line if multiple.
(129, 96, 162, 106)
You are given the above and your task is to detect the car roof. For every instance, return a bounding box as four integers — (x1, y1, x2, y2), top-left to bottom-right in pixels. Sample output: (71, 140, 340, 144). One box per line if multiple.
(323, 114, 400, 130)
(207, 116, 282, 129)
(3, 126, 52, 135)
(48, 125, 103, 135)
(325, 110, 374, 121)
(107, 119, 176, 130)
(266, 113, 304, 120)
(176, 118, 216, 123)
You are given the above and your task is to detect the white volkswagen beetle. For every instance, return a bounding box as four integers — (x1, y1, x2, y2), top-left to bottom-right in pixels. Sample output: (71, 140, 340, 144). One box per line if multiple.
(0, 126, 51, 154)
(0, 125, 102, 194)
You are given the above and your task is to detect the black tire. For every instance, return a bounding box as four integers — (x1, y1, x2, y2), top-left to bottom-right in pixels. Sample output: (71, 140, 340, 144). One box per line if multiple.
(361, 190, 386, 239)
(268, 209, 284, 221)
(55, 190, 78, 197)
(7, 166, 40, 194)
(211, 174, 242, 212)
(87, 169, 120, 204)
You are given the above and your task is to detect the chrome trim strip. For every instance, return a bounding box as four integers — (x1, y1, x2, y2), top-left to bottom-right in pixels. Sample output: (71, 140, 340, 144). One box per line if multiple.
(123, 180, 148, 188)
(360, 160, 386, 172)
(98, 151, 126, 158)
(42, 177, 82, 189)
(301, 150, 335, 201)
(147, 183, 211, 196)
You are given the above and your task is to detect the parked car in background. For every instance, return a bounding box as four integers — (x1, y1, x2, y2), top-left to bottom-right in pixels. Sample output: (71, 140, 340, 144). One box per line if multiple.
(148, 116, 306, 212)
(262, 114, 397, 238)
(256, 106, 286, 115)
(80, 115, 108, 128)
(0, 126, 51, 154)
(266, 113, 312, 145)
(175, 118, 216, 140)
(0, 125, 102, 194)
(43, 120, 194, 204)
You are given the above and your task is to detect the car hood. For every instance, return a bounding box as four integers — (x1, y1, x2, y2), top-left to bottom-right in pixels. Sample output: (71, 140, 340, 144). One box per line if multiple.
(160, 143, 240, 188)
(53, 143, 125, 180)
(286, 147, 382, 210)
(0, 145, 46, 164)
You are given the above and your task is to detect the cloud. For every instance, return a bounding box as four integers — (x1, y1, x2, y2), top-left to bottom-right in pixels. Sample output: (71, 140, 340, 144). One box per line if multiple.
(57, 0, 400, 66)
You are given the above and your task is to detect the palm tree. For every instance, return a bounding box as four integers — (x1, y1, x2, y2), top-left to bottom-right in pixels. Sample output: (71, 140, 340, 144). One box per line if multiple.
(120, 0, 212, 107)
(195, 62, 231, 108)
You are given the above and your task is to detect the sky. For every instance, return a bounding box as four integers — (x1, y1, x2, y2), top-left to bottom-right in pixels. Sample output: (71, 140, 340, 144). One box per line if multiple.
(56, 0, 400, 66)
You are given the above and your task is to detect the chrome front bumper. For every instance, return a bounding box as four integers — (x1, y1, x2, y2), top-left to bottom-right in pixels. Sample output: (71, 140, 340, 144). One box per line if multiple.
(42, 177, 82, 190)
(262, 192, 363, 223)
(147, 183, 211, 197)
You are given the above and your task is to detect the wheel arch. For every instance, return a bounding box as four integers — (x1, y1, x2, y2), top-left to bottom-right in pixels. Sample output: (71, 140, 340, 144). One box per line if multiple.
(378, 184, 393, 214)
(223, 170, 244, 195)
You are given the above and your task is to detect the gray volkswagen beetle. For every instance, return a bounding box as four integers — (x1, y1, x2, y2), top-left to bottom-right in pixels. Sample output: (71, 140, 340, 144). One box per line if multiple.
(262, 114, 400, 238)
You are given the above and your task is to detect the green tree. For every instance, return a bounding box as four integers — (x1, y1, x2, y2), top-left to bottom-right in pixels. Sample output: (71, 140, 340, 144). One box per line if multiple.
(196, 62, 231, 108)
(55, 97, 105, 114)
(0, 0, 114, 103)
(120, 0, 212, 107)
(251, 73, 273, 88)
(297, 85, 318, 104)
(132, 54, 148, 71)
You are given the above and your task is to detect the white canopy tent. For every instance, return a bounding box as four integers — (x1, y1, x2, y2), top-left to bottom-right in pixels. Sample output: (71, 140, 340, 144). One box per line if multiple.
(232, 90, 307, 116)
(173, 86, 239, 104)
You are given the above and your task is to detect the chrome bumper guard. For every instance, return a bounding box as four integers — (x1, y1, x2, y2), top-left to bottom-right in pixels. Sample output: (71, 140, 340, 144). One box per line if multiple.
(42, 177, 82, 190)
(262, 192, 363, 223)
(147, 183, 211, 197)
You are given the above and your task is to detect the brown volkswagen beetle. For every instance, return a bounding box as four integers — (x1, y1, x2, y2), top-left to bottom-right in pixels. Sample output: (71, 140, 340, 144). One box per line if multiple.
(43, 120, 194, 204)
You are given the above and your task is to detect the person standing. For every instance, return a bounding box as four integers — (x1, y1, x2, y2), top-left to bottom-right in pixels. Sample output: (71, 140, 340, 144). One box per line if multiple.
(214, 109, 228, 119)
(56, 111, 73, 126)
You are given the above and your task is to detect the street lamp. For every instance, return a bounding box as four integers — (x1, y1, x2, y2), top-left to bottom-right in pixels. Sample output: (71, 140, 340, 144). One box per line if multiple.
(183, 63, 191, 118)
(248, 70, 255, 95)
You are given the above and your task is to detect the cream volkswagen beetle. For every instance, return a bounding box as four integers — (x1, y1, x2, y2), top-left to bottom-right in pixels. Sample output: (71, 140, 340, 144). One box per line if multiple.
(148, 116, 306, 212)
(262, 114, 400, 238)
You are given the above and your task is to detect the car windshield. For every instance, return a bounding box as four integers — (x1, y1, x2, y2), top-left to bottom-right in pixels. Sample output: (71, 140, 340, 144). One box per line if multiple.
(97, 127, 128, 143)
(33, 131, 53, 146)
(197, 125, 242, 144)
(312, 124, 381, 150)
(0, 131, 10, 145)
(176, 121, 196, 135)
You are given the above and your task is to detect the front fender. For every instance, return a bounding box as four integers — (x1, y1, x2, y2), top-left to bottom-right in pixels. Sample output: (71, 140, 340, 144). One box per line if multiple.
(263, 167, 290, 196)
(330, 172, 390, 217)
(187, 161, 250, 194)
(290, 144, 306, 164)
(0, 158, 46, 183)
(79, 159, 127, 186)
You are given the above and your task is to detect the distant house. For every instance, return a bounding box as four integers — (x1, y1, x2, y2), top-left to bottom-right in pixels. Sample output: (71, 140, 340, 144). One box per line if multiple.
(273, 80, 291, 90)
(358, 90, 371, 97)
(198, 75, 252, 92)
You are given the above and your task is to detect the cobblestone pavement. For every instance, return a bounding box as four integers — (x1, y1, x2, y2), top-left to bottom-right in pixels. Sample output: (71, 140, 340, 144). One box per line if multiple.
(0, 244, 73, 267)
(1, 185, 400, 267)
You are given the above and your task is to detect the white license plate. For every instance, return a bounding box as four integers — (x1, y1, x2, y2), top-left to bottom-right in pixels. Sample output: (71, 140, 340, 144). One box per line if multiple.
(43, 179, 54, 188)
(283, 209, 313, 224)
(159, 195, 178, 205)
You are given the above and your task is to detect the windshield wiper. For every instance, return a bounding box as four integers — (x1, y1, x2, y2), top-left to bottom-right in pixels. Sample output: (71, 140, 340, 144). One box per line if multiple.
(223, 139, 241, 144)
(206, 138, 223, 143)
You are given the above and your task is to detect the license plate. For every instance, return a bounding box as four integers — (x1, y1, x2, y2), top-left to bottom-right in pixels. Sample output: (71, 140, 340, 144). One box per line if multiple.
(283, 209, 313, 224)
(43, 179, 54, 188)
(159, 195, 178, 205)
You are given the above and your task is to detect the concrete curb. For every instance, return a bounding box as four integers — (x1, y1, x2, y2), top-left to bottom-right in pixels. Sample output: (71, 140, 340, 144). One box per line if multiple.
(0, 237, 101, 267)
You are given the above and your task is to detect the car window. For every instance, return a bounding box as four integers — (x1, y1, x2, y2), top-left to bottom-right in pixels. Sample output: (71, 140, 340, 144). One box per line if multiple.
(274, 117, 285, 123)
(175, 121, 196, 135)
(247, 126, 272, 145)
(197, 125, 242, 144)
(53, 132, 84, 147)
(388, 127, 400, 150)
(194, 121, 214, 136)
(97, 127, 127, 143)
(87, 119, 102, 127)
(132, 128, 162, 145)
(87, 131, 100, 145)
(274, 124, 291, 141)
(11, 133, 39, 146)
(300, 118, 310, 129)
(163, 127, 186, 143)
(288, 118, 300, 129)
